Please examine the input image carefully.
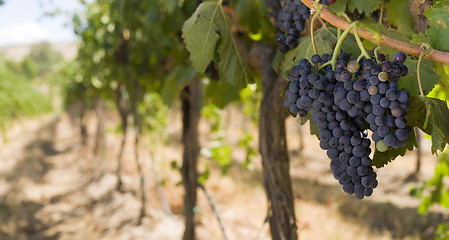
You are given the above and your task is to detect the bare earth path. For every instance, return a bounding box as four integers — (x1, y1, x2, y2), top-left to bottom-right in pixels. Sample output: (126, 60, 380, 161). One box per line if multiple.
(0, 112, 448, 240)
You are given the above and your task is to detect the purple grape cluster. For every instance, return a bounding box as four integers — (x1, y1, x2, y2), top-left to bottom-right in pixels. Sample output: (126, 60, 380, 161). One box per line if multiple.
(274, 0, 331, 53)
(274, 0, 310, 52)
(284, 51, 411, 199)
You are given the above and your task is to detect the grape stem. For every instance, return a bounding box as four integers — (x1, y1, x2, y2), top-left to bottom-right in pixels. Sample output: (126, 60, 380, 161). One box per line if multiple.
(301, 0, 449, 65)
(417, 49, 425, 96)
(311, 12, 319, 55)
(321, 21, 356, 70)
(379, 0, 384, 24)
(353, 22, 371, 60)
(373, 47, 381, 63)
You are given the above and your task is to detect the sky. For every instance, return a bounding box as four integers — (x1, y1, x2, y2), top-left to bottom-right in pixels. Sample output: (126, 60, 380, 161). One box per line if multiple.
(0, 0, 84, 47)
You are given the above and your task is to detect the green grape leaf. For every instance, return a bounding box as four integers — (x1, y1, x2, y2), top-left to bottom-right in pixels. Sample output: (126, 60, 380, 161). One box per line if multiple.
(425, 0, 449, 51)
(272, 51, 285, 73)
(406, 96, 449, 154)
(385, 0, 415, 36)
(410, 32, 430, 46)
(347, 0, 380, 14)
(372, 129, 417, 168)
(398, 59, 440, 96)
(281, 27, 359, 74)
(327, 0, 349, 14)
(182, 0, 253, 86)
(434, 62, 449, 89)
(160, 66, 196, 106)
(299, 112, 319, 137)
(205, 80, 241, 108)
(406, 96, 431, 132)
(235, 0, 272, 35)
(158, 0, 179, 14)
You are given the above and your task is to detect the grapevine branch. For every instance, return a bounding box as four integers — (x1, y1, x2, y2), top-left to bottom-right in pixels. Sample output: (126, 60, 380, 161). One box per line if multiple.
(300, 0, 449, 65)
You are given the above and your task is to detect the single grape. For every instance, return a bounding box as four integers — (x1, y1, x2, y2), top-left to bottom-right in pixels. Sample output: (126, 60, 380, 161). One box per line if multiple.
(300, 95, 313, 107)
(395, 128, 410, 141)
(383, 134, 397, 147)
(357, 165, 368, 176)
(380, 97, 390, 108)
(371, 65, 381, 75)
(289, 104, 300, 113)
(352, 145, 366, 157)
(395, 117, 407, 129)
(397, 90, 408, 103)
(378, 82, 389, 94)
(378, 72, 389, 82)
(393, 52, 407, 64)
(343, 182, 355, 194)
(311, 54, 321, 65)
(391, 108, 403, 118)
(376, 140, 388, 152)
(360, 90, 370, 101)
(381, 61, 393, 73)
(333, 127, 345, 138)
(347, 91, 360, 104)
(363, 187, 373, 197)
(370, 94, 382, 105)
(372, 104, 385, 116)
(377, 125, 390, 138)
(375, 115, 386, 126)
(368, 86, 378, 95)
(354, 183, 364, 194)
(353, 80, 365, 91)
(339, 135, 351, 148)
(369, 75, 380, 85)
(339, 99, 352, 111)
(347, 60, 360, 73)
(386, 88, 398, 101)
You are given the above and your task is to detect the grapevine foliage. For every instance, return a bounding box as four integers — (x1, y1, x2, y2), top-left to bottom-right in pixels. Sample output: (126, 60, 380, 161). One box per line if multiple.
(180, 0, 449, 204)
(182, 0, 253, 86)
(426, 0, 449, 51)
(277, 0, 449, 199)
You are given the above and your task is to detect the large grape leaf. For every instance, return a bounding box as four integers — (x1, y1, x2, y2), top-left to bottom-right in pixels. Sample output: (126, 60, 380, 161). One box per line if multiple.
(160, 66, 197, 106)
(182, 0, 253, 86)
(158, 0, 179, 14)
(281, 27, 359, 74)
(234, 0, 273, 36)
(384, 0, 415, 36)
(406, 96, 449, 154)
(204, 80, 241, 108)
(328, 0, 349, 14)
(425, 0, 449, 51)
(434, 62, 449, 89)
(347, 0, 381, 14)
(299, 112, 319, 137)
(372, 129, 417, 168)
(410, 32, 430, 46)
(398, 59, 440, 97)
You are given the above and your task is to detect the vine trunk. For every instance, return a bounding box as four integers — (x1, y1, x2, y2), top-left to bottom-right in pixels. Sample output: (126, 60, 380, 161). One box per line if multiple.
(257, 43, 298, 240)
(181, 78, 202, 240)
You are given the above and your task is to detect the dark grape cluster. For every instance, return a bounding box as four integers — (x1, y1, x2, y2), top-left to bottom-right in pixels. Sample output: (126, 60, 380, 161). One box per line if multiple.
(274, 0, 333, 53)
(284, 51, 411, 199)
(274, 0, 310, 52)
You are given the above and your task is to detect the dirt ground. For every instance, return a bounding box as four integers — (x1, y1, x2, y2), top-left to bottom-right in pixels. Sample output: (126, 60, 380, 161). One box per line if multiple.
(0, 107, 448, 240)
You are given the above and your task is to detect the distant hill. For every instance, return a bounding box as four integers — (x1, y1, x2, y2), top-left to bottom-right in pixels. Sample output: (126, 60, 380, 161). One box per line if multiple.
(0, 42, 78, 62)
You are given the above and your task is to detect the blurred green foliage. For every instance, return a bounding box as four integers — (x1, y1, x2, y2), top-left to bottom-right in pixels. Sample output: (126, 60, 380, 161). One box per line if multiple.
(410, 151, 449, 214)
(28, 42, 63, 77)
(0, 56, 52, 137)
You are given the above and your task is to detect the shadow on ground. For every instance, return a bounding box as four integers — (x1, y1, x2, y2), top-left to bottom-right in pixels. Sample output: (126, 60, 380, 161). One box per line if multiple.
(229, 161, 447, 240)
(0, 118, 62, 240)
